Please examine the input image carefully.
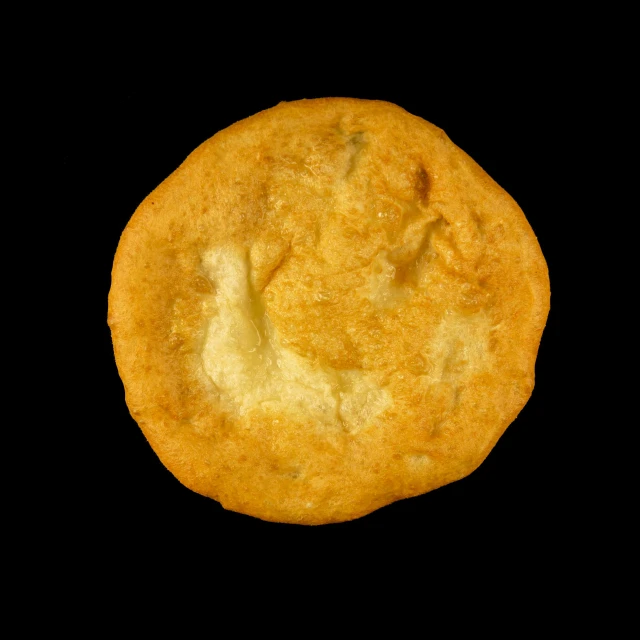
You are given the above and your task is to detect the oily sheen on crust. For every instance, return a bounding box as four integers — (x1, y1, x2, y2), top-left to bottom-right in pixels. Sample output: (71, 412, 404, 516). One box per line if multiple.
(108, 98, 549, 524)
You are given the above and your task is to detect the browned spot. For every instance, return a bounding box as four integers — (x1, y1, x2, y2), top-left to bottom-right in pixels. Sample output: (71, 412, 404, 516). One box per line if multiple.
(471, 211, 485, 239)
(415, 166, 431, 205)
(345, 132, 367, 177)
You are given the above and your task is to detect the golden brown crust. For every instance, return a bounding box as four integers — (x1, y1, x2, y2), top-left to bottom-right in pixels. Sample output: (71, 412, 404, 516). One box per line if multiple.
(108, 98, 549, 524)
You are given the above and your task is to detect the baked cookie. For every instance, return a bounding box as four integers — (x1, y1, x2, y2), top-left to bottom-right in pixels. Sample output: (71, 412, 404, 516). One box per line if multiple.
(108, 98, 549, 524)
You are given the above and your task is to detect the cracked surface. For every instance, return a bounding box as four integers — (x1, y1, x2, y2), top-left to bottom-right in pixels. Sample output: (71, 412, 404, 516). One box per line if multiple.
(108, 99, 549, 524)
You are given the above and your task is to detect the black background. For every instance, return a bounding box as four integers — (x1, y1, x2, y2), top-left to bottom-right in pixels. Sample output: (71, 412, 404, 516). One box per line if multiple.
(57, 62, 574, 557)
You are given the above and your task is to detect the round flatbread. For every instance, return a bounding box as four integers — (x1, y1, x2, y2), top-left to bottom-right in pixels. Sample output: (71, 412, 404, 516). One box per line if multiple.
(108, 98, 549, 524)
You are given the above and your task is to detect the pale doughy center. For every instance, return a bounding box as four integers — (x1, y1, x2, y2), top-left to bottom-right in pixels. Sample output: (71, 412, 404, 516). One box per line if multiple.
(201, 246, 391, 432)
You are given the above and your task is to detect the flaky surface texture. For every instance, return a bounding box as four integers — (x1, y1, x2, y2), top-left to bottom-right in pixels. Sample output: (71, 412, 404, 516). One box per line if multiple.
(109, 98, 549, 524)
